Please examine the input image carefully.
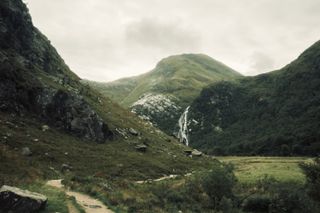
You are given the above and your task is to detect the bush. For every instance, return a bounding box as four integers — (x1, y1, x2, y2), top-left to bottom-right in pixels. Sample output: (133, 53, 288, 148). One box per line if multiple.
(269, 187, 316, 213)
(300, 158, 320, 202)
(220, 196, 238, 213)
(201, 162, 237, 210)
(166, 190, 184, 204)
(242, 195, 271, 212)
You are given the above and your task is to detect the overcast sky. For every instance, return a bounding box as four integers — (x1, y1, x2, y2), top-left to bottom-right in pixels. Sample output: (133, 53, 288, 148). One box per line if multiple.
(25, 0, 320, 82)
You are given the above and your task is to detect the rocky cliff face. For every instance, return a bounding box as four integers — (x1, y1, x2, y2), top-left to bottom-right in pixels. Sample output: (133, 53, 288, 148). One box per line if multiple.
(0, 0, 113, 142)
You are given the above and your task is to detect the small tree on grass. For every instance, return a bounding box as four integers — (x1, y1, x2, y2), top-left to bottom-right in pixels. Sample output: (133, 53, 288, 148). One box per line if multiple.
(300, 158, 320, 203)
(201, 162, 237, 210)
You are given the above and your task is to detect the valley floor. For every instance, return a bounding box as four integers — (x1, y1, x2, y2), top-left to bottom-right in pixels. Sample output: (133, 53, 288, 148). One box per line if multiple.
(1, 155, 312, 212)
(217, 156, 309, 184)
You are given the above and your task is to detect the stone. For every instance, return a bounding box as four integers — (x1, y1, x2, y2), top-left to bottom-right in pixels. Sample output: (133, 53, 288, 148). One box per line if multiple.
(191, 149, 203, 157)
(115, 128, 127, 138)
(129, 128, 139, 136)
(0, 185, 47, 213)
(41, 125, 49, 132)
(135, 144, 147, 152)
(61, 164, 72, 172)
(21, 147, 32, 156)
(184, 150, 192, 156)
(84, 204, 102, 209)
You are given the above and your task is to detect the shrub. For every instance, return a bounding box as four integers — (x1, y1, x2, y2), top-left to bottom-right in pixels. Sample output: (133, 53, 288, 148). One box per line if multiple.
(300, 158, 320, 202)
(201, 162, 237, 209)
(242, 195, 271, 212)
(166, 190, 184, 204)
(269, 188, 316, 213)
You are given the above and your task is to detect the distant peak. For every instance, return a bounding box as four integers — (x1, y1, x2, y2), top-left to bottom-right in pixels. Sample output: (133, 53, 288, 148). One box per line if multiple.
(153, 53, 240, 77)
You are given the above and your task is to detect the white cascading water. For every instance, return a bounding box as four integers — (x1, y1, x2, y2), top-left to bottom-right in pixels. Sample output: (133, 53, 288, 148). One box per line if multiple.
(178, 106, 190, 146)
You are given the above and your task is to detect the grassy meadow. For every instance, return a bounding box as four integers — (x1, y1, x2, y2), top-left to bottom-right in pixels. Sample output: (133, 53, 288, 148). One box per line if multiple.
(217, 156, 310, 184)
(60, 156, 315, 212)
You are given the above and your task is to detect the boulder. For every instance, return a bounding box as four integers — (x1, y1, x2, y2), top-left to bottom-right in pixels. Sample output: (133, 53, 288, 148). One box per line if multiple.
(61, 163, 73, 172)
(129, 128, 139, 136)
(135, 144, 147, 152)
(191, 149, 203, 157)
(21, 147, 32, 156)
(184, 150, 192, 156)
(41, 125, 49, 132)
(0, 185, 47, 213)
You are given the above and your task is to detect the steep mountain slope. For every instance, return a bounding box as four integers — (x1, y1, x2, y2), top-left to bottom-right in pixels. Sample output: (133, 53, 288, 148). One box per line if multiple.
(186, 41, 320, 156)
(85, 54, 241, 135)
(0, 0, 212, 187)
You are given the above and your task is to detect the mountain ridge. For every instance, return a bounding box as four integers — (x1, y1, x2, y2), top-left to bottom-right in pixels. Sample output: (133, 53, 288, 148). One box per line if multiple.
(84, 53, 241, 135)
(186, 40, 320, 156)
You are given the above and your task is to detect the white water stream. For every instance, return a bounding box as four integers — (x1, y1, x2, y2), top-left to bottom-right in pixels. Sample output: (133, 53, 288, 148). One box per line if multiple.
(178, 106, 190, 146)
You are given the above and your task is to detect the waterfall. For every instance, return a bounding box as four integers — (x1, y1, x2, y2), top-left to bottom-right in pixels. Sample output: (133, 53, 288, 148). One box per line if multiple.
(178, 106, 190, 146)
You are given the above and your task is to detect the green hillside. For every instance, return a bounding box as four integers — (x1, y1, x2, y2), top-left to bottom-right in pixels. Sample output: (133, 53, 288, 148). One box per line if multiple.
(85, 54, 241, 134)
(0, 0, 213, 187)
(187, 40, 320, 156)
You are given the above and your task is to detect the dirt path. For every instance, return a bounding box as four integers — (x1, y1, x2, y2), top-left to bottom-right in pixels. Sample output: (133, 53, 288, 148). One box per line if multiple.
(67, 201, 80, 213)
(47, 179, 113, 213)
(135, 172, 194, 184)
(135, 174, 179, 184)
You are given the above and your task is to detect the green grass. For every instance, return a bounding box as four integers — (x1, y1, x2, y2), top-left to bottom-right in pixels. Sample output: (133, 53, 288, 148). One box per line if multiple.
(19, 182, 85, 213)
(61, 156, 311, 212)
(21, 182, 68, 213)
(0, 110, 214, 185)
(217, 156, 310, 184)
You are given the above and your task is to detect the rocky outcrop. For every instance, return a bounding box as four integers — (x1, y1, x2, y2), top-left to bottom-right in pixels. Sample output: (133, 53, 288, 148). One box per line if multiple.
(131, 93, 183, 134)
(37, 88, 113, 143)
(0, 0, 113, 143)
(0, 75, 113, 142)
(0, 185, 47, 213)
(0, 0, 78, 78)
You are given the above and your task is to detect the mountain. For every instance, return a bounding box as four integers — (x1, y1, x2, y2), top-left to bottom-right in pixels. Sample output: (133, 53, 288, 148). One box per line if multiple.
(0, 0, 211, 185)
(85, 54, 241, 135)
(185, 41, 320, 156)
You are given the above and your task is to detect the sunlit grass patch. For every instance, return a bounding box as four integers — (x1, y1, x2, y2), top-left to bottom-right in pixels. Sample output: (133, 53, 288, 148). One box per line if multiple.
(217, 156, 310, 184)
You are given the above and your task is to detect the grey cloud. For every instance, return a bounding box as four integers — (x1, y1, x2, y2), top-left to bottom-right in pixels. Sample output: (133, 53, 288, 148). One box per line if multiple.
(25, 0, 320, 82)
(125, 18, 201, 52)
(246, 52, 275, 75)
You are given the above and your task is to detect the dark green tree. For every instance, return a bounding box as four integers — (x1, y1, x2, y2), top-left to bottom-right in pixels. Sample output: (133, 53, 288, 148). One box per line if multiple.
(300, 158, 320, 202)
(201, 162, 237, 210)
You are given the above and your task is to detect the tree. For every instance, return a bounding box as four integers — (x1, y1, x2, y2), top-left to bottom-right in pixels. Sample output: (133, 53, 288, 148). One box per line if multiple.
(201, 162, 237, 210)
(300, 158, 320, 202)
